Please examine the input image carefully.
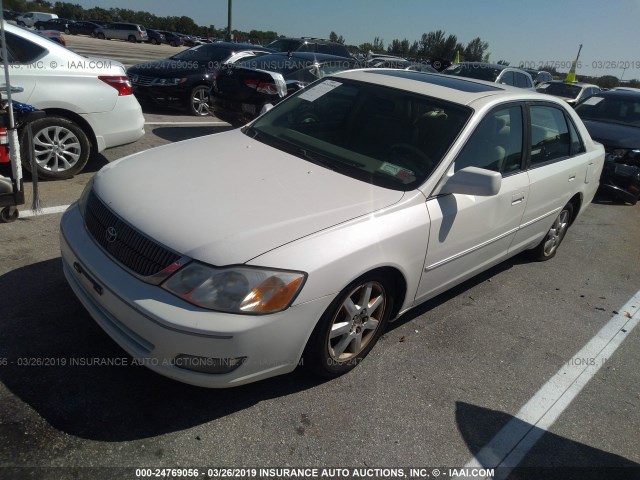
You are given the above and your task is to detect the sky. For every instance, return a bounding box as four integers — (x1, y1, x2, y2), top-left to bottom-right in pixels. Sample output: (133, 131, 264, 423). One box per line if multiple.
(69, 0, 640, 79)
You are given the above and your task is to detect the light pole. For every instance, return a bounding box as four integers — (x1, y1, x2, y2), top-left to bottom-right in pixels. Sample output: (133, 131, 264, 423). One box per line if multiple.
(227, 0, 233, 42)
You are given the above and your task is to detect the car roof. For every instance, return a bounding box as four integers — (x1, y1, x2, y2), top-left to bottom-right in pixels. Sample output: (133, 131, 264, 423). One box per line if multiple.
(592, 89, 640, 99)
(332, 69, 552, 107)
(257, 51, 355, 62)
(541, 80, 599, 88)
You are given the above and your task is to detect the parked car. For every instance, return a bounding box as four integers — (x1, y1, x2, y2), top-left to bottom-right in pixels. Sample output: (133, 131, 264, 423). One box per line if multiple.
(127, 42, 271, 115)
(3, 10, 20, 21)
(34, 17, 72, 33)
(68, 20, 102, 36)
(265, 37, 352, 58)
(60, 70, 603, 388)
(158, 31, 184, 47)
(35, 29, 66, 46)
(537, 80, 600, 106)
(574, 90, 640, 204)
(211, 52, 357, 124)
(364, 57, 438, 73)
(95, 22, 148, 43)
(521, 68, 553, 85)
(15, 11, 57, 27)
(177, 33, 196, 47)
(443, 62, 535, 90)
(3, 22, 145, 179)
(145, 29, 165, 45)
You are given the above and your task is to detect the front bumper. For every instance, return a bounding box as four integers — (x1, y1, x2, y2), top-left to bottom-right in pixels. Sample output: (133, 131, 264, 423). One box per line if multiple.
(60, 204, 334, 387)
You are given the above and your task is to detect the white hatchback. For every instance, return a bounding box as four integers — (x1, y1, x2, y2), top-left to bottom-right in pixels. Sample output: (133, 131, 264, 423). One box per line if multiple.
(60, 70, 604, 387)
(2, 22, 145, 179)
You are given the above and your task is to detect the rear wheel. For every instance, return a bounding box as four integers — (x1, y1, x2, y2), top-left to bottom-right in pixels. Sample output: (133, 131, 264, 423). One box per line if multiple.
(189, 86, 210, 116)
(64, 28, 70, 35)
(21, 116, 90, 180)
(151, 37, 158, 45)
(97, 32, 105, 39)
(170, 40, 177, 47)
(303, 274, 393, 377)
(530, 202, 574, 261)
(128, 35, 136, 43)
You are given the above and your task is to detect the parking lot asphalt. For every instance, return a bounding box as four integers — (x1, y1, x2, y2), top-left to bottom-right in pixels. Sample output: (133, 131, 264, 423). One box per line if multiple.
(1, 35, 639, 480)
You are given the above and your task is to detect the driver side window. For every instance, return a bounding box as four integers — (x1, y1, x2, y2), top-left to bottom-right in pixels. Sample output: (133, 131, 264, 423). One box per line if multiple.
(454, 105, 524, 174)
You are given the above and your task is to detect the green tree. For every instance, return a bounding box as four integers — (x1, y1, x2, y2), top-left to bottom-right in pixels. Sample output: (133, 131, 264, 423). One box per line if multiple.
(329, 31, 345, 44)
(464, 37, 489, 62)
(596, 75, 619, 89)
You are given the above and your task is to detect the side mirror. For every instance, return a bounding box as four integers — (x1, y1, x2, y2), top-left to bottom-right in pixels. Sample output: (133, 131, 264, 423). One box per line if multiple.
(439, 167, 502, 196)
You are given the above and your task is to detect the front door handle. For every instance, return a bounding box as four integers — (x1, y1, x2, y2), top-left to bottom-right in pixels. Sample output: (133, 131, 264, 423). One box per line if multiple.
(568, 173, 576, 182)
(511, 193, 525, 205)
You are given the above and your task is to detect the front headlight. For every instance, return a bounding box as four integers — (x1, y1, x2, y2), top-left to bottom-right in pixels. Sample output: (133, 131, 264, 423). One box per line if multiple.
(153, 77, 187, 86)
(162, 263, 306, 314)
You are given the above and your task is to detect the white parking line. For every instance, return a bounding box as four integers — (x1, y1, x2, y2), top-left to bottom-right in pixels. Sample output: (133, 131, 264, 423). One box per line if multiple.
(466, 290, 640, 479)
(19, 205, 70, 218)
(144, 121, 231, 126)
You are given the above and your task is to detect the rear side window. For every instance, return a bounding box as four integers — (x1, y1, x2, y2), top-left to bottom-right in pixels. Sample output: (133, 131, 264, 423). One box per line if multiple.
(529, 105, 571, 165)
(2, 31, 47, 63)
(568, 118, 585, 155)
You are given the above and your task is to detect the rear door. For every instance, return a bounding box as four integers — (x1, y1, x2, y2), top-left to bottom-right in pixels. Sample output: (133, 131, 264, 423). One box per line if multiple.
(416, 104, 530, 302)
(510, 102, 592, 252)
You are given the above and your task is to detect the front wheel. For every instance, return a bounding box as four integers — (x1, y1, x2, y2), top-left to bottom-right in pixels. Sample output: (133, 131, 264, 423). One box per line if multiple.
(150, 37, 158, 45)
(530, 202, 574, 261)
(21, 116, 91, 180)
(189, 85, 210, 116)
(97, 32, 105, 39)
(128, 35, 136, 43)
(303, 274, 393, 377)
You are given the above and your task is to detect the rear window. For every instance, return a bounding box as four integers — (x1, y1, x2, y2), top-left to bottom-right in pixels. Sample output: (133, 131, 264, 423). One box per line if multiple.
(1, 31, 47, 63)
(237, 55, 314, 75)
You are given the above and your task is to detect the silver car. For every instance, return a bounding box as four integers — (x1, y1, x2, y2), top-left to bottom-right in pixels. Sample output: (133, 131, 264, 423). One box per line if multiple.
(60, 70, 604, 387)
(95, 22, 148, 43)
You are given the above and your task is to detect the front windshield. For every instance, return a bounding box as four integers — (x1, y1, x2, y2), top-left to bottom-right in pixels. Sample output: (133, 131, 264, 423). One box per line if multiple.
(537, 82, 582, 98)
(246, 78, 472, 191)
(444, 64, 501, 82)
(575, 95, 640, 127)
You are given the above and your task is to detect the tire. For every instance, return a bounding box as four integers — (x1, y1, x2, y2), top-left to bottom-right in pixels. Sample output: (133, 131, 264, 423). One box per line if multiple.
(128, 35, 136, 43)
(530, 202, 574, 261)
(170, 40, 177, 47)
(0, 206, 18, 223)
(64, 28, 70, 35)
(38, 25, 44, 30)
(189, 85, 211, 116)
(151, 38, 158, 45)
(21, 117, 91, 181)
(97, 32, 105, 39)
(303, 273, 393, 377)
(17, 21, 25, 27)
(90, 31, 96, 37)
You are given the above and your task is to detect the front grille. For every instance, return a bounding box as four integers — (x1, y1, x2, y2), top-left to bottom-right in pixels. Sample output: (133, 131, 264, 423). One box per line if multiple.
(128, 74, 155, 86)
(84, 191, 181, 277)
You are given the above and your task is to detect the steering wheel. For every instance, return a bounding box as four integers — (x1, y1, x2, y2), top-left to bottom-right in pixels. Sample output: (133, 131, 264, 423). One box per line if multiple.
(387, 143, 433, 174)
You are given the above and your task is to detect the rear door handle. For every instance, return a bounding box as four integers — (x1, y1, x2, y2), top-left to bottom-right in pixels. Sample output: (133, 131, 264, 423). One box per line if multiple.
(568, 173, 576, 182)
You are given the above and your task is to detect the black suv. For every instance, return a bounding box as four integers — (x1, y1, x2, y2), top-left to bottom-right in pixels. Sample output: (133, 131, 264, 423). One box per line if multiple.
(265, 37, 351, 58)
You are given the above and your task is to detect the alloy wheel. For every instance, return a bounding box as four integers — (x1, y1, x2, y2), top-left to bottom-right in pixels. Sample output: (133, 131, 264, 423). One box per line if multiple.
(33, 125, 82, 174)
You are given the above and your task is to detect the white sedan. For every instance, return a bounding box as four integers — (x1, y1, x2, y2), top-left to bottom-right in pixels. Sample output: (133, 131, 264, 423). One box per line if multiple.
(60, 69, 604, 387)
(3, 22, 145, 179)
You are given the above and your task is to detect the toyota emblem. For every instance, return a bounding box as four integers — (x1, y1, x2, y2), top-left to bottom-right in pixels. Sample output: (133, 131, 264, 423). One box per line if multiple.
(105, 226, 117, 243)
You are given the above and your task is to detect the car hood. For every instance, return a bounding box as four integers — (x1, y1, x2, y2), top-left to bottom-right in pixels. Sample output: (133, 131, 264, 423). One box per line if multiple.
(93, 129, 404, 265)
(582, 119, 640, 149)
(128, 59, 205, 77)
